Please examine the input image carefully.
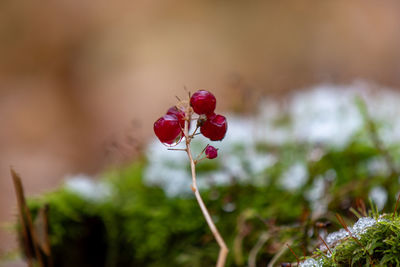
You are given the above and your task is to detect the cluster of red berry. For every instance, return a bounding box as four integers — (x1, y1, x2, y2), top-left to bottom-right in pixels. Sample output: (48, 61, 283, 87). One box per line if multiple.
(153, 106, 186, 145)
(153, 90, 227, 159)
(190, 90, 227, 142)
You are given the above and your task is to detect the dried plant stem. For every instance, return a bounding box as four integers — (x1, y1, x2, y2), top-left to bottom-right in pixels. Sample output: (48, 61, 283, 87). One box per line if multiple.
(335, 214, 375, 266)
(392, 192, 400, 220)
(184, 112, 228, 267)
(11, 168, 45, 267)
(286, 243, 300, 266)
(248, 232, 270, 267)
(11, 169, 34, 267)
(267, 239, 293, 267)
(318, 235, 333, 256)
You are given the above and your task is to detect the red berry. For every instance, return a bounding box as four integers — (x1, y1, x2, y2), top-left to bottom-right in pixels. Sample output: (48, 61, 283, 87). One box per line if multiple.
(205, 145, 218, 159)
(190, 90, 216, 115)
(166, 106, 187, 130)
(200, 114, 227, 141)
(154, 114, 182, 144)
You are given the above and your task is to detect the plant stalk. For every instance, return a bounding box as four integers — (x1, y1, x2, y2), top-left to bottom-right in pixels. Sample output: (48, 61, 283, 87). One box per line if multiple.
(184, 109, 228, 267)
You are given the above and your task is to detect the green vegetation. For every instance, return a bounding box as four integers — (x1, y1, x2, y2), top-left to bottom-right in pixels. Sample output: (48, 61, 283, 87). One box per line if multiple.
(305, 214, 400, 266)
(26, 161, 306, 266)
(17, 97, 400, 266)
(23, 134, 400, 266)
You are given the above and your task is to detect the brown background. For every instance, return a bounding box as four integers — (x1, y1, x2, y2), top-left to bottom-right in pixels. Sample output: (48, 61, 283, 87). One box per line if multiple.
(1, 0, 400, 257)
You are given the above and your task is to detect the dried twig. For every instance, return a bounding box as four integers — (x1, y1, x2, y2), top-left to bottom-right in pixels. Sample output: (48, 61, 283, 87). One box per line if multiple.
(35, 205, 53, 267)
(11, 168, 34, 267)
(11, 168, 45, 267)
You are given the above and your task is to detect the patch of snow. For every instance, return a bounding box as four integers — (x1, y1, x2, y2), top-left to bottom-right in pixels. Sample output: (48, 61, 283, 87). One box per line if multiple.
(351, 217, 376, 238)
(369, 186, 388, 211)
(324, 217, 377, 248)
(367, 157, 390, 177)
(280, 162, 308, 191)
(305, 176, 326, 214)
(290, 85, 363, 148)
(144, 165, 190, 197)
(300, 258, 322, 267)
(65, 175, 111, 202)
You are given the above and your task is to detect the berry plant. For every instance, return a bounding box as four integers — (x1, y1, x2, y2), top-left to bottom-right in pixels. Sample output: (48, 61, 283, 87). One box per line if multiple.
(153, 89, 228, 267)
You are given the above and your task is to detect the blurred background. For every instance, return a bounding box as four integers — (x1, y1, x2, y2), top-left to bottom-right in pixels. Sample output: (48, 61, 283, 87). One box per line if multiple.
(2, 0, 400, 257)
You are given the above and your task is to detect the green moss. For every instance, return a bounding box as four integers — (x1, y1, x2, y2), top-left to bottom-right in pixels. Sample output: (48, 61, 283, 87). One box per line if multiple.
(305, 215, 400, 266)
(19, 120, 400, 266)
(25, 160, 308, 266)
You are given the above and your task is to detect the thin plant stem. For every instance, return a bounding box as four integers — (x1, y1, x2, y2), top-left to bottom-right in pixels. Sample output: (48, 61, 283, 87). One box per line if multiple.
(392, 192, 400, 220)
(335, 214, 375, 266)
(248, 232, 270, 267)
(356, 97, 399, 204)
(286, 243, 300, 266)
(189, 125, 200, 138)
(267, 239, 293, 267)
(184, 108, 228, 267)
(318, 235, 333, 256)
(167, 148, 187, 152)
(194, 144, 209, 162)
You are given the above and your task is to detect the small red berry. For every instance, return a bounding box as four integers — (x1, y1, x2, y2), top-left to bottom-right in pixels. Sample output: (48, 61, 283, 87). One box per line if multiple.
(190, 90, 216, 115)
(154, 114, 182, 144)
(200, 114, 227, 141)
(167, 106, 187, 130)
(205, 145, 218, 159)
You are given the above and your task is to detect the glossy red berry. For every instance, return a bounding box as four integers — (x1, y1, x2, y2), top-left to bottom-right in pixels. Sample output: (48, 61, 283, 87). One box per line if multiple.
(167, 106, 187, 130)
(190, 90, 216, 115)
(154, 114, 182, 144)
(205, 145, 218, 159)
(200, 114, 227, 141)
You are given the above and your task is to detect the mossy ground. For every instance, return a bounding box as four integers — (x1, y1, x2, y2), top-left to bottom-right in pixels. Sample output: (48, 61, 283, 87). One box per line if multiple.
(304, 214, 400, 266)
(8, 97, 400, 266)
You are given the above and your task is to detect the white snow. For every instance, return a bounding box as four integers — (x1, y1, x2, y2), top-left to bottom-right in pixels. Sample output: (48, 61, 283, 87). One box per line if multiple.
(64, 174, 111, 201)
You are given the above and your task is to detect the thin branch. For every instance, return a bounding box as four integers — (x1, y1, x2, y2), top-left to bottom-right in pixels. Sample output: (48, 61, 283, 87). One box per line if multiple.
(167, 148, 187, 152)
(194, 144, 209, 162)
(184, 108, 228, 267)
(189, 125, 200, 139)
